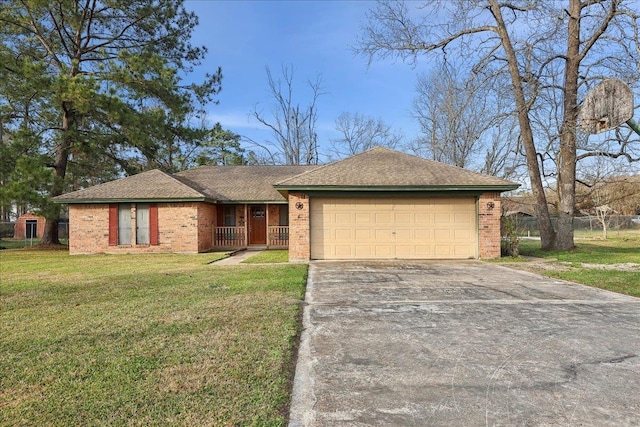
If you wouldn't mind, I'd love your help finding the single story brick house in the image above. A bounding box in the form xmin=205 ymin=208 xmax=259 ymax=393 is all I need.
xmin=54 ymin=147 xmax=519 ymax=261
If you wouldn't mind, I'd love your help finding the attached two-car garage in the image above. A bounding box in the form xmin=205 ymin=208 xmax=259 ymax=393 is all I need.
xmin=274 ymin=147 xmax=519 ymax=261
xmin=310 ymin=196 xmax=478 ymax=260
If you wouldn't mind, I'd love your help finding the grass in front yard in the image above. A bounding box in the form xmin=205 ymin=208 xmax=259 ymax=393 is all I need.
xmin=0 ymin=238 xmax=69 ymax=250
xmin=242 ymin=250 xmax=289 ymax=264
xmin=499 ymin=236 xmax=639 ymax=297
xmin=0 ymin=251 xmax=307 ymax=426
xmin=518 ymin=237 xmax=640 ymax=264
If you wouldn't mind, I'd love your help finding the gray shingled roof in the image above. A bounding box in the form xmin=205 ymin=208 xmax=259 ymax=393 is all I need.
xmin=175 ymin=165 xmax=317 ymax=202
xmin=55 ymin=148 xmax=518 ymax=204
xmin=275 ymin=147 xmax=519 ymax=190
xmin=53 ymin=169 xmax=209 ymax=203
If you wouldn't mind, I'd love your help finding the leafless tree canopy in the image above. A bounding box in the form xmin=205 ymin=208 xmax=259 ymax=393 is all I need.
xmin=330 ymin=112 xmax=403 ymax=159
xmin=250 ymin=66 xmax=323 ymax=165
xmin=410 ymin=63 xmax=519 ymax=177
xmin=357 ymin=0 xmax=640 ymax=251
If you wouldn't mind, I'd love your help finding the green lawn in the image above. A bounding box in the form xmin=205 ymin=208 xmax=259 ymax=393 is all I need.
xmin=502 ymin=236 xmax=640 ymax=297
xmin=242 ymin=250 xmax=289 ymax=264
xmin=0 ymin=250 xmax=308 ymax=426
xmin=0 ymin=238 xmax=69 ymax=250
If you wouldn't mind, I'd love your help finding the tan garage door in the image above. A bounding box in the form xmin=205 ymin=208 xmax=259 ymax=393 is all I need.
xmin=310 ymin=197 xmax=477 ymax=260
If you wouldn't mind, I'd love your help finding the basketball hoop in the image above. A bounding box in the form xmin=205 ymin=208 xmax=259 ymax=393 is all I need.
xmin=578 ymin=79 xmax=634 ymax=135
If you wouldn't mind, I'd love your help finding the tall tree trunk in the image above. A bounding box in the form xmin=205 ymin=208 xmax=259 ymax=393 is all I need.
xmin=556 ymin=0 xmax=581 ymax=251
xmin=40 ymin=104 xmax=73 ymax=245
xmin=489 ymin=0 xmax=556 ymax=250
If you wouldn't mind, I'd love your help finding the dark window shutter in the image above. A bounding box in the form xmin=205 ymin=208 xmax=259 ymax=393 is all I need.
xmin=108 ymin=204 xmax=118 ymax=246
xmin=149 ymin=203 xmax=159 ymax=245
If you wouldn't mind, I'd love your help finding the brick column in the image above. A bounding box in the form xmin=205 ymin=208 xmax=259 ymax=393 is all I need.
xmin=478 ymin=192 xmax=502 ymax=258
xmin=288 ymin=192 xmax=310 ymax=262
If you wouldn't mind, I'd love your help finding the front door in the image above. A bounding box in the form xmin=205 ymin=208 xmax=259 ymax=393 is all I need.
xmin=249 ymin=205 xmax=266 ymax=245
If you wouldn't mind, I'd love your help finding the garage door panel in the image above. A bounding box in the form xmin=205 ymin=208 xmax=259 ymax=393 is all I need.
xmin=395 ymin=229 xmax=411 ymax=240
xmin=374 ymin=245 xmax=393 ymax=257
xmin=375 ymin=212 xmax=392 ymax=224
xmin=335 ymin=213 xmax=351 ymax=223
xmin=454 ymin=245 xmax=473 ymax=257
xmin=335 ymin=229 xmax=352 ymax=240
xmin=414 ymin=213 xmax=431 ymax=224
xmin=454 ymin=229 xmax=471 ymax=240
xmin=395 ymin=213 xmax=411 ymax=223
xmin=434 ymin=213 xmax=452 ymax=224
xmin=355 ymin=213 xmax=372 ymax=223
xmin=434 ymin=245 xmax=452 ymax=257
xmin=434 ymin=228 xmax=451 ymax=239
xmin=355 ymin=246 xmax=372 ymax=257
xmin=414 ymin=229 xmax=430 ymax=240
xmin=355 ymin=229 xmax=372 ymax=240
xmin=310 ymin=197 xmax=477 ymax=260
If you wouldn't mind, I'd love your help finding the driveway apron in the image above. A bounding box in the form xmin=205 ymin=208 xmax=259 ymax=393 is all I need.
xmin=289 ymin=261 xmax=640 ymax=426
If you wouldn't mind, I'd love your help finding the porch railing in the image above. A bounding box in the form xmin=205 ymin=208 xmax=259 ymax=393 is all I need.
xmin=214 ymin=226 xmax=245 ymax=247
xmin=268 ymin=226 xmax=289 ymax=247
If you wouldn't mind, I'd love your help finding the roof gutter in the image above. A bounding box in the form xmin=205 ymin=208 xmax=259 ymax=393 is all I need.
xmin=52 ymin=197 xmax=215 ymax=204
xmin=275 ymin=184 xmax=520 ymax=195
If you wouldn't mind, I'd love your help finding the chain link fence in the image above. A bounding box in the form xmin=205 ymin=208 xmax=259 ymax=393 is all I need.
xmin=509 ymin=215 xmax=640 ymax=237
xmin=0 ymin=221 xmax=69 ymax=248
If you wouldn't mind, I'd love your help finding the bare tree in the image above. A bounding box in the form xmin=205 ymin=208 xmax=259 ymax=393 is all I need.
xmin=250 ymin=66 xmax=323 ymax=165
xmin=357 ymin=0 xmax=640 ymax=251
xmin=330 ymin=112 xmax=403 ymax=159
xmin=410 ymin=63 xmax=517 ymax=175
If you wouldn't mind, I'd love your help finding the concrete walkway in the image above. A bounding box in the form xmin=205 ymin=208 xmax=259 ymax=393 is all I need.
xmin=212 ymin=249 xmax=263 ymax=265
xmin=289 ymin=260 xmax=640 ymax=426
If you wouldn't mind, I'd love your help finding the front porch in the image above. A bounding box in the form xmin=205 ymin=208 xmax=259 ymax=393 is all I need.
xmin=212 ymin=203 xmax=289 ymax=250
xmin=214 ymin=225 xmax=289 ymax=249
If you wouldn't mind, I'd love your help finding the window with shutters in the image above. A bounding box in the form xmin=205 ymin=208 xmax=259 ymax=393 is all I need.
xmin=109 ymin=203 xmax=159 ymax=246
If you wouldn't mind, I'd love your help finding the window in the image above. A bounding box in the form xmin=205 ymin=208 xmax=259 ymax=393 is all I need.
xmin=136 ymin=204 xmax=149 ymax=244
xmin=279 ymin=205 xmax=289 ymax=226
xmin=224 ymin=206 xmax=236 ymax=226
xmin=118 ymin=204 xmax=132 ymax=245
xmin=109 ymin=203 xmax=158 ymax=246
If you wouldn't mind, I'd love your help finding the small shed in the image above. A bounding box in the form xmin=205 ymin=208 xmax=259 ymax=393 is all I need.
xmin=14 ymin=213 xmax=46 ymax=239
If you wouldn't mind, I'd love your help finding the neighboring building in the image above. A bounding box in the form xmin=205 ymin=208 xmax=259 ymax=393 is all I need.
xmin=54 ymin=147 xmax=519 ymax=260
xmin=13 ymin=213 xmax=46 ymax=239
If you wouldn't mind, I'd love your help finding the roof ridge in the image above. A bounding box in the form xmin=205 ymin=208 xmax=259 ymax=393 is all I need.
xmin=275 ymin=147 xmax=391 ymax=185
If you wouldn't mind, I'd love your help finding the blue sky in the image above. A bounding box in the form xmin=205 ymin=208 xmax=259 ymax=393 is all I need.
xmin=184 ymin=0 xmax=434 ymax=161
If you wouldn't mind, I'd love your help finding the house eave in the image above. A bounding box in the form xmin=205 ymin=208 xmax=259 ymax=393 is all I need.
xmin=274 ymin=184 xmax=520 ymax=193
xmin=215 ymin=199 xmax=289 ymax=204
xmin=53 ymin=197 xmax=213 ymax=204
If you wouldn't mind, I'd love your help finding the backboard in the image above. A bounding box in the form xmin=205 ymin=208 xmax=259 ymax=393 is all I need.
xmin=578 ymin=78 xmax=634 ymax=134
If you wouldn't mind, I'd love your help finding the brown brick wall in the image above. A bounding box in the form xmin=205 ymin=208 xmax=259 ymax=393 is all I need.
xmin=288 ymin=192 xmax=310 ymax=262
xmin=267 ymin=204 xmax=279 ymax=227
xmin=68 ymin=202 xmax=215 ymax=255
xmin=478 ymin=192 xmax=502 ymax=258
xmin=197 ymin=203 xmax=217 ymax=252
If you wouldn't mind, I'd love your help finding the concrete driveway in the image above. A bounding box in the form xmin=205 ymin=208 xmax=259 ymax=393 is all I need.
xmin=289 ymin=261 xmax=640 ymax=426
